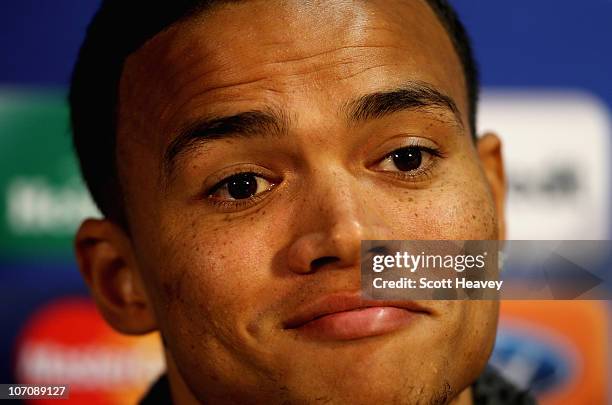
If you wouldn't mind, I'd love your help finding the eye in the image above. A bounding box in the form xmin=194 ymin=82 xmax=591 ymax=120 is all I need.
xmin=208 ymin=172 xmax=274 ymax=201
xmin=384 ymin=146 xmax=423 ymax=171
xmin=375 ymin=145 xmax=442 ymax=176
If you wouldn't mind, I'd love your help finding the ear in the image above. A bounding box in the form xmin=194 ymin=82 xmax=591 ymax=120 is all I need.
xmin=477 ymin=132 xmax=506 ymax=240
xmin=75 ymin=218 xmax=157 ymax=334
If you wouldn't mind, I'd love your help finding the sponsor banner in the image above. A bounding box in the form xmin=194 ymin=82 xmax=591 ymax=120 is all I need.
xmin=361 ymin=240 xmax=612 ymax=300
xmin=12 ymin=297 xmax=164 ymax=404
xmin=478 ymin=90 xmax=611 ymax=240
xmin=494 ymin=301 xmax=609 ymax=404
xmin=0 ymin=89 xmax=98 ymax=258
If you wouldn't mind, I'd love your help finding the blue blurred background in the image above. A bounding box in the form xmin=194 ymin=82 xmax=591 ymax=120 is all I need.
xmin=1 ymin=1 xmax=611 ymax=404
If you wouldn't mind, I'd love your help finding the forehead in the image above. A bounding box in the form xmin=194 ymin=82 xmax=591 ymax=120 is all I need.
xmin=117 ymin=0 xmax=466 ymax=157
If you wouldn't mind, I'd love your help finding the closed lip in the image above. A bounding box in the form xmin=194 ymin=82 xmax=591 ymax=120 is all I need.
xmin=283 ymin=291 xmax=431 ymax=329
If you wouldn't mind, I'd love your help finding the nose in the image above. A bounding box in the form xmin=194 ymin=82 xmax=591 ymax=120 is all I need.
xmin=287 ymin=218 xmax=365 ymax=274
xmin=286 ymin=170 xmax=388 ymax=274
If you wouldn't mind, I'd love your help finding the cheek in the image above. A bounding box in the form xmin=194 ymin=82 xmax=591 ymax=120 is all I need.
xmin=440 ymin=301 xmax=499 ymax=389
xmin=384 ymin=171 xmax=498 ymax=240
xmin=429 ymin=184 xmax=497 ymax=239
xmin=150 ymin=210 xmax=282 ymax=335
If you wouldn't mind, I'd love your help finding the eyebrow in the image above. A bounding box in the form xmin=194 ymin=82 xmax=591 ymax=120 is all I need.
xmin=346 ymin=82 xmax=463 ymax=125
xmin=163 ymin=108 xmax=289 ymax=177
xmin=162 ymin=82 xmax=462 ymax=178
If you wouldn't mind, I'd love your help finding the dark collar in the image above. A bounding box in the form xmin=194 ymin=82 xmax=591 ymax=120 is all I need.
xmin=472 ymin=366 xmax=537 ymax=405
xmin=140 ymin=373 xmax=172 ymax=405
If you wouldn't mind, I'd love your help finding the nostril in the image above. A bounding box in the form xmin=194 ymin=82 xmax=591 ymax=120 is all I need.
xmin=310 ymin=256 xmax=339 ymax=271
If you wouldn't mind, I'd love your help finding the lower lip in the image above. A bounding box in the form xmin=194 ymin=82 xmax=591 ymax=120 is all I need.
xmin=294 ymin=307 xmax=420 ymax=340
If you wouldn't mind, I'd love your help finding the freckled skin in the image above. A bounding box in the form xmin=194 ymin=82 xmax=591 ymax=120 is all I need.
xmin=93 ymin=0 xmax=505 ymax=404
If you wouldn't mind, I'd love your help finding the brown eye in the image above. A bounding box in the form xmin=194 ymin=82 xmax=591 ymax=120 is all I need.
xmin=374 ymin=144 xmax=442 ymax=180
xmin=209 ymin=172 xmax=274 ymax=201
xmin=379 ymin=146 xmax=428 ymax=173
xmin=390 ymin=147 xmax=422 ymax=171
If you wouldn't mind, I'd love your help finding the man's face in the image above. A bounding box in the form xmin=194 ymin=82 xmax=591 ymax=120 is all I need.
xmin=111 ymin=0 xmax=503 ymax=403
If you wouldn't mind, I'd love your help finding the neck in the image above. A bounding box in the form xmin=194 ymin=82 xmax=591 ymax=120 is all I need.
xmin=452 ymin=387 xmax=474 ymax=405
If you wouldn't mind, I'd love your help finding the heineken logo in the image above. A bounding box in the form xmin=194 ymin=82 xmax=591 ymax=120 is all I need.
xmin=6 ymin=176 xmax=97 ymax=236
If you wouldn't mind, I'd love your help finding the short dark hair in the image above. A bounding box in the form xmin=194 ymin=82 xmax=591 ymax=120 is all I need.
xmin=69 ymin=0 xmax=479 ymax=223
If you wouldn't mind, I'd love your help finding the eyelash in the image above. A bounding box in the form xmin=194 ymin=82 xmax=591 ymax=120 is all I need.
xmin=205 ymin=169 xmax=275 ymax=210
xmin=375 ymin=143 xmax=445 ymax=182
xmin=208 ymin=194 xmax=267 ymax=210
